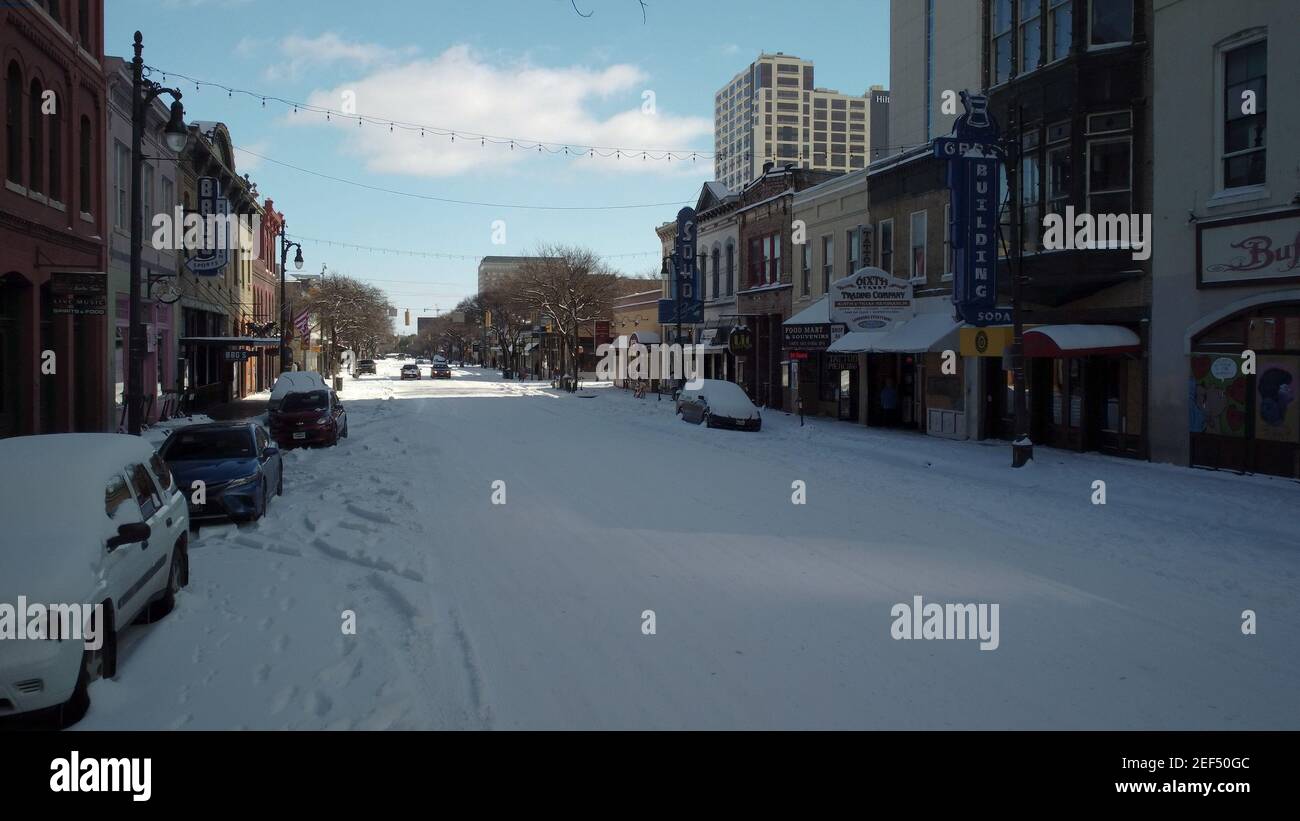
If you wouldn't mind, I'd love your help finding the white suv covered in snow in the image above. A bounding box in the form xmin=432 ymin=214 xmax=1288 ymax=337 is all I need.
xmin=0 ymin=434 xmax=190 ymax=727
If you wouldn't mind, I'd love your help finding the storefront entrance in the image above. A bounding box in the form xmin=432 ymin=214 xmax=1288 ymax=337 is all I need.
xmin=1189 ymin=303 xmax=1300 ymax=479
xmin=0 ymin=276 xmax=23 ymax=438
xmin=866 ymin=353 xmax=917 ymax=429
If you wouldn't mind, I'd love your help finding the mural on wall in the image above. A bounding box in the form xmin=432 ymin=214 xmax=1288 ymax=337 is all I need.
xmin=1255 ymin=356 xmax=1299 ymax=443
xmin=1189 ymin=355 xmax=1247 ymax=437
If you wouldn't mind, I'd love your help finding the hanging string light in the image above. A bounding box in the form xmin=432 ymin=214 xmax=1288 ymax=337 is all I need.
xmin=144 ymin=64 xmax=717 ymax=163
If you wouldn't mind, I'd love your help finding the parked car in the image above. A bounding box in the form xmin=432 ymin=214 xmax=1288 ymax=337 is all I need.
xmin=415 ymin=358 xmax=430 ymax=365
xmin=269 ymin=371 xmax=328 ymax=413
xmin=269 ymin=388 xmax=349 ymax=447
xmin=432 ymin=362 xmax=452 ymax=379
xmin=354 ymin=359 xmax=377 ymax=376
xmin=0 ymin=434 xmax=190 ymax=728
xmin=160 ymin=422 xmax=283 ymax=525
xmin=675 ymin=379 xmax=762 ymax=431
xmin=400 ymin=363 xmax=421 ymax=380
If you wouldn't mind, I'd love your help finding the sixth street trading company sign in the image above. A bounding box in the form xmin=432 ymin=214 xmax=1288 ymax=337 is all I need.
xmin=934 ymin=91 xmax=1009 ymax=327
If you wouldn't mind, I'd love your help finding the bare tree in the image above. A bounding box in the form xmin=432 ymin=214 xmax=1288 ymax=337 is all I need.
xmin=305 ymin=273 xmax=394 ymax=374
xmin=516 ymin=245 xmax=619 ymax=386
xmin=479 ymin=276 xmax=533 ymax=374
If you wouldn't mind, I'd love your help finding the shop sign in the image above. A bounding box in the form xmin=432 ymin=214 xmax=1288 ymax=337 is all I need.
xmin=224 ymin=350 xmax=250 ymax=363
xmin=783 ymin=323 xmax=836 ymax=351
xmin=184 ymin=177 xmax=231 ymax=277
xmin=1198 ymin=209 xmax=1300 ymax=288
xmin=827 ymin=353 xmax=859 ymax=370
xmin=830 ymin=268 xmax=914 ymax=331
xmin=728 ymin=326 xmax=752 ymax=355
xmin=959 ymin=325 xmax=1015 ymax=358
xmin=934 ymin=91 xmax=1002 ymax=325
xmin=50 ymin=271 xmax=107 ymax=316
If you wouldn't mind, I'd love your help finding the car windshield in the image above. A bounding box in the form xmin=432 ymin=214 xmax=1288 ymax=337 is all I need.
xmin=281 ymin=391 xmax=329 ymax=412
xmin=164 ymin=429 xmax=254 ymax=460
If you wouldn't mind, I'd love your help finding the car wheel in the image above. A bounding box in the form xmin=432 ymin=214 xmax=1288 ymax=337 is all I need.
xmin=141 ymin=540 xmax=186 ymax=623
xmin=57 ymin=649 xmax=94 ymax=729
xmin=342 ymin=420 xmax=349 ymax=439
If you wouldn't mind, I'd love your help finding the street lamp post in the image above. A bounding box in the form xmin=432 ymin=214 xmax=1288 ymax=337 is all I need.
xmin=278 ymin=222 xmax=304 ymax=372
xmin=127 ymin=31 xmax=189 ymax=436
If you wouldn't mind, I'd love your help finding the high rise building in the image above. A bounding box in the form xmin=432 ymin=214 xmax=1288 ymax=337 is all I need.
xmin=888 ymin=0 xmax=981 ymax=150
xmin=713 ymin=53 xmax=887 ymax=191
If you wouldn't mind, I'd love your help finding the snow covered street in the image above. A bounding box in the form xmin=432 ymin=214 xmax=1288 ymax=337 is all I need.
xmin=77 ymin=360 xmax=1300 ymax=730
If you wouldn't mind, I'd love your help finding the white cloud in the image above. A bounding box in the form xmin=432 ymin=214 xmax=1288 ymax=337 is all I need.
xmin=259 ymin=32 xmax=419 ymax=81
xmin=233 ymin=140 xmax=270 ymax=174
xmin=290 ymin=45 xmax=711 ymax=179
xmin=160 ymin=0 xmax=253 ymax=7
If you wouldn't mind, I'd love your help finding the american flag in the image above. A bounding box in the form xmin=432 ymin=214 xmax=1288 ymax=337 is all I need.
xmin=293 ymin=309 xmax=310 ymax=339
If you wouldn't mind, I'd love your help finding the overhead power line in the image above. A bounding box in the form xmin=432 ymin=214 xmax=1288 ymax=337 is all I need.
xmin=234 ymin=145 xmax=694 ymax=211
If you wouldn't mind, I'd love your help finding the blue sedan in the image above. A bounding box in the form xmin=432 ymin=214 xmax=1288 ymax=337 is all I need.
xmin=160 ymin=421 xmax=284 ymax=525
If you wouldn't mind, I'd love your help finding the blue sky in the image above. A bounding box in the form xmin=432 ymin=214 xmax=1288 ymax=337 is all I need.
xmin=109 ymin=0 xmax=891 ymax=331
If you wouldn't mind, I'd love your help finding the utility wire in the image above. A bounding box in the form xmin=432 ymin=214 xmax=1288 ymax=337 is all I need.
xmin=234 ymin=145 xmax=694 ymax=211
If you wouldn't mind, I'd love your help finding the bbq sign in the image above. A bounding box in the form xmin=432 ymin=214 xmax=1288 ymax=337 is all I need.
xmin=934 ymin=91 xmax=1002 ymax=326
xmin=183 ymin=176 xmax=232 ymax=276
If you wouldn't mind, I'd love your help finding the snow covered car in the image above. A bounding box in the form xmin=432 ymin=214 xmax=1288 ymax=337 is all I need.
xmin=675 ymin=379 xmax=762 ymax=431
xmin=269 ymin=371 xmax=328 ymax=413
xmin=160 ymin=422 xmax=283 ymax=524
xmin=269 ymin=388 xmax=349 ymax=448
xmin=0 ymin=434 xmax=190 ymax=727
xmin=400 ymin=364 xmax=421 ymax=380
xmin=354 ymin=359 xmax=377 ymax=376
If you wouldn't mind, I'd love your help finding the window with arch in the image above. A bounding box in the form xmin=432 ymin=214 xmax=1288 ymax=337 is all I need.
xmin=711 ymin=248 xmax=720 ymax=299
xmin=78 ymin=1 xmax=90 ymax=50
xmin=725 ymin=242 xmax=735 ymax=295
xmin=79 ymin=115 xmax=92 ymax=213
xmin=28 ymin=79 xmax=44 ymax=194
xmin=5 ymin=62 xmax=21 ymax=183
xmin=47 ymin=88 xmax=61 ymax=202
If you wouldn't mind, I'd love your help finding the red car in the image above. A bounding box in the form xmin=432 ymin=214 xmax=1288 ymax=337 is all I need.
xmin=269 ymin=389 xmax=349 ymax=447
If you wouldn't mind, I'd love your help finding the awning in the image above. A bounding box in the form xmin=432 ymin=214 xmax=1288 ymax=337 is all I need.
xmin=872 ymin=313 xmax=960 ymax=353
xmin=827 ymin=331 xmax=889 ymax=353
xmin=697 ymin=325 xmax=734 ymax=353
xmin=783 ymin=296 xmax=829 ymax=326
xmin=1022 ymin=324 xmax=1141 ymax=357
